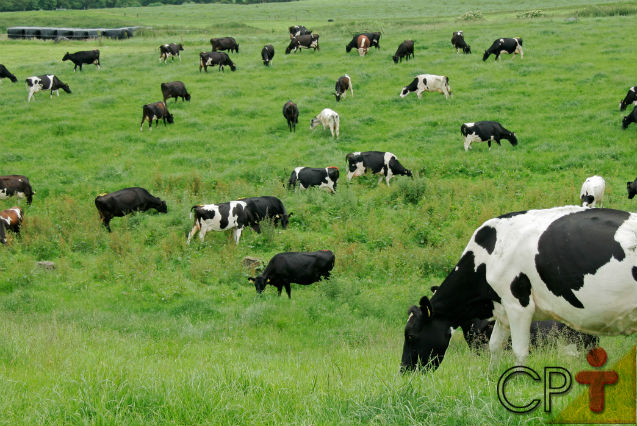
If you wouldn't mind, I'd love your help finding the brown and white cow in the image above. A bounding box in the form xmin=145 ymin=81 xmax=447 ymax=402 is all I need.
xmin=357 ymin=35 xmax=370 ymax=56
xmin=0 ymin=207 xmax=24 ymax=244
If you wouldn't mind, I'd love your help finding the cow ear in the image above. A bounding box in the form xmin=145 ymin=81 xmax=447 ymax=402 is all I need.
xmin=419 ymin=296 xmax=433 ymax=319
xmin=288 ymin=212 xmax=293 ymax=218
xmin=248 ymin=277 xmax=255 ymax=283
xmin=430 ymin=286 xmax=439 ymax=294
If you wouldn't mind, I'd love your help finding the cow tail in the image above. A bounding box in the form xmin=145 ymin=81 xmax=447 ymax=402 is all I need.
xmin=190 ymin=205 xmax=198 ymax=220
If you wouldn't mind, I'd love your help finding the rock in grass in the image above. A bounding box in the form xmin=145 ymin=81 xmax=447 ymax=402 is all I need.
xmin=242 ymin=256 xmax=262 ymax=269
xmin=37 ymin=261 xmax=56 ymax=270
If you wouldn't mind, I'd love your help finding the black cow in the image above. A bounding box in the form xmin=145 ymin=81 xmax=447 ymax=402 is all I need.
xmin=620 ymin=86 xmax=637 ymax=111
xmin=0 ymin=64 xmax=17 ymax=83
xmin=161 ymin=81 xmax=191 ymax=103
xmin=461 ymin=121 xmax=518 ymax=151
xmin=483 ymin=37 xmax=523 ymax=61
xmin=451 ymin=31 xmax=471 ymax=54
xmin=210 ymin=37 xmax=239 ymax=53
xmin=25 ymin=75 xmax=71 ymax=102
xmin=288 ymin=167 xmax=339 ymax=193
xmin=199 ymin=51 xmax=236 ymax=72
xmin=346 ymin=151 xmax=412 ymax=186
xmin=289 ymin=25 xmax=311 ymax=39
xmin=346 ymin=32 xmax=381 ymax=52
xmin=334 ymin=74 xmax=353 ymax=102
xmin=283 ymin=100 xmax=299 ymax=132
xmin=627 ymin=178 xmax=637 ymax=199
xmin=95 ymin=187 xmax=167 ymax=232
xmin=239 ymin=196 xmax=292 ymax=229
xmin=159 ymin=43 xmax=183 ymax=63
xmin=261 ymin=44 xmax=275 ymax=66
xmin=140 ymin=101 xmax=174 ymax=131
xmin=622 ymin=105 xmax=637 ymax=129
xmin=62 ymin=50 xmax=100 ymax=71
xmin=392 ymin=40 xmax=414 ymax=63
xmin=285 ymin=34 xmax=319 ymax=54
xmin=249 ymin=250 xmax=335 ymax=298
xmin=0 ymin=175 xmax=34 ymax=205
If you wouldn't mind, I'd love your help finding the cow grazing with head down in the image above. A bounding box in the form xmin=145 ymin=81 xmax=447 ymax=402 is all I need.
xmin=239 ymin=196 xmax=292 ymax=229
xmin=580 ymin=175 xmax=605 ymax=208
xmin=393 ymin=40 xmax=414 ymax=63
xmin=210 ymin=37 xmax=239 ymax=53
xmin=289 ymin=25 xmax=312 ymax=39
xmin=0 ymin=64 xmax=18 ymax=83
xmin=187 ymin=200 xmax=259 ymax=245
xmin=0 ymin=175 xmax=33 ymax=205
xmin=249 ymin=250 xmax=335 ymax=298
xmin=0 ymin=207 xmax=24 ymax=244
xmin=95 ymin=187 xmax=167 ymax=232
xmin=357 ymin=35 xmax=370 ymax=56
xmin=620 ymin=86 xmax=637 ymax=111
xmin=285 ymin=34 xmax=320 ymax=54
xmin=622 ymin=105 xmax=637 ymax=129
xmin=283 ymin=101 xmax=299 ymax=132
xmin=461 ymin=121 xmax=517 ymax=151
xmin=159 ymin=43 xmax=183 ymax=63
xmin=346 ymin=151 xmax=412 ymax=186
xmin=62 ymin=50 xmax=100 ymax=71
xmin=140 ymin=101 xmax=174 ymax=131
xmin=334 ymin=75 xmax=353 ymax=102
xmin=288 ymin=167 xmax=339 ymax=193
xmin=627 ymin=178 xmax=637 ymax=199
xmin=161 ymin=81 xmax=190 ymax=103
xmin=401 ymin=206 xmax=637 ymax=372
xmin=310 ymin=108 xmax=339 ymax=138
xmin=261 ymin=44 xmax=275 ymax=66
xmin=199 ymin=51 xmax=236 ymax=72
xmin=25 ymin=75 xmax=71 ymax=102
xmin=346 ymin=32 xmax=381 ymax=52
xmin=400 ymin=74 xmax=451 ymax=99
xmin=483 ymin=37 xmax=523 ymax=61
xmin=451 ymin=31 xmax=471 ymax=54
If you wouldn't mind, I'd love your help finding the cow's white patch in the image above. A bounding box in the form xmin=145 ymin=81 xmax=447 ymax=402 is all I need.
xmin=464 ymin=132 xmax=482 ymax=151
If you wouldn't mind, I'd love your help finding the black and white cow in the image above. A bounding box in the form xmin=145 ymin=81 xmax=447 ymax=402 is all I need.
xmin=451 ymin=31 xmax=471 ymax=54
xmin=461 ymin=121 xmax=518 ymax=151
xmin=95 ymin=187 xmax=167 ymax=232
xmin=620 ymin=86 xmax=637 ymax=111
xmin=25 ymin=75 xmax=71 ymax=102
xmin=249 ymin=250 xmax=335 ymax=298
xmin=483 ymin=37 xmax=523 ymax=61
xmin=285 ymin=34 xmax=320 ymax=54
xmin=622 ymin=105 xmax=637 ymax=129
xmin=346 ymin=151 xmax=412 ymax=186
xmin=140 ymin=101 xmax=174 ymax=131
xmin=400 ymin=74 xmax=451 ymax=99
xmin=334 ymin=74 xmax=353 ymax=102
xmin=627 ymin=177 xmax=637 ymax=199
xmin=239 ymin=196 xmax=292 ymax=229
xmin=62 ymin=50 xmax=100 ymax=71
xmin=392 ymin=40 xmax=414 ymax=63
xmin=210 ymin=37 xmax=239 ymax=53
xmin=159 ymin=43 xmax=183 ymax=63
xmin=261 ymin=44 xmax=275 ymax=66
xmin=401 ymin=206 xmax=637 ymax=371
xmin=0 ymin=175 xmax=34 ymax=205
xmin=187 ymin=201 xmax=259 ymax=245
xmin=283 ymin=100 xmax=299 ymax=132
xmin=345 ymin=32 xmax=381 ymax=52
xmin=0 ymin=64 xmax=18 ymax=83
xmin=161 ymin=81 xmax=191 ymax=103
xmin=199 ymin=51 xmax=236 ymax=72
xmin=289 ymin=25 xmax=312 ymax=39
xmin=288 ymin=167 xmax=339 ymax=193
xmin=0 ymin=207 xmax=23 ymax=245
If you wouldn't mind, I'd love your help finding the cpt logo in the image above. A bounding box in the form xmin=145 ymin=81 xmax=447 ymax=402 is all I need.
xmin=497 ymin=348 xmax=618 ymax=414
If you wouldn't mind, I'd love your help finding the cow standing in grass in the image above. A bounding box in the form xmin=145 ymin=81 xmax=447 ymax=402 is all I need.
xmin=140 ymin=102 xmax=174 ymax=131
xmin=261 ymin=44 xmax=275 ymax=66
xmin=283 ymin=101 xmax=299 ymax=132
xmin=25 ymin=75 xmax=71 ymax=102
xmin=95 ymin=187 xmax=167 ymax=232
xmin=161 ymin=81 xmax=190 ymax=103
xmin=288 ymin=167 xmax=339 ymax=193
xmin=210 ymin=37 xmax=239 ymax=53
xmin=0 ymin=175 xmax=33 ymax=205
xmin=187 ymin=201 xmax=259 ymax=245
xmin=393 ymin=40 xmax=414 ymax=63
xmin=310 ymin=108 xmax=339 ymax=138
xmin=483 ymin=37 xmax=523 ymax=61
xmin=199 ymin=51 xmax=236 ymax=72
xmin=334 ymin=75 xmax=353 ymax=102
xmin=62 ymin=50 xmax=100 ymax=71
xmin=580 ymin=175 xmax=606 ymax=208
xmin=159 ymin=43 xmax=183 ymax=63
xmin=0 ymin=207 xmax=23 ymax=244
xmin=346 ymin=151 xmax=412 ymax=186
xmin=357 ymin=35 xmax=370 ymax=56
xmin=461 ymin=121 xmax=517 ymax=151
xmin=451 ymin=31 xmax=471 ymax=54
xmin=400 ymin=74 xmax=451 ymax=99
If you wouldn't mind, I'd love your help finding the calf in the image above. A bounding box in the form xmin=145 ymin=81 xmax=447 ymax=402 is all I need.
xmin=210 ymin=37 xmax=239 ymax=53
xmin=261 ymin=44 xmax=275 ymax=66
xmin=0 ymin=64 xmax=17 ymax=83
xmin=357 ymin=35 xmax=370 ymax=56
xmin=334 ymin=74 xmax=353 ymax=102
xmin=249 ymin=250 xmax=335 ymax=298
xmin=620 ymin=86 xmax=637 ymax=111
xmin=159 ymin=43 xmax=183 ymax=63
xmin=283 ymin=100 xmax=299 ymax=132
xmin=346 ymin=151 xmax=412 ymax=186
xmin=622 ymin=105 xmax=637 ymax=129
xmin=289 ymin=25 xmax=311 ymax=39
xmin=483 ymin=37 xmax=523 ymax=61
xmin=346 ymin=32 xmax=381 ymax=52
xmin=25 ymin=75 xmax=71 ymax=102
xmin=627 ymin=177 xmax=637 ymax=199
xmin=0 ymin=207 xmax=23 ymax=244
xmin=239 ymin=196 xmax=291 ymax=229
xmin=187 ymin=201 xmax=258 ymax=245
xmin=580 ymin=175 xmax=606 ymax=208
xmin=461 ymin=121 xmax=517 ymax=151
xmin=95 ymin=187 xmax=167 ymax=232
xmin=0 ymin=175 xmax=33 ymax=204
xmin=310 ymin=108 xmax=339 ymax=138
xmin=400 ymin=74 xmax=451 ymax=99
xmin=451 ymin=31 xmax=471 ymax=54
xmin=393 ymin=40 xmax=414 ymax=63
xmin=140 ymin=101 xmax=174 ymax=131
xmin=285 ymin=34 xmax=320 ymax=54
xmin=161 ymin=81 xmax=191 ymax=103
xmin=288 ymin=167 xmax=339 ymax=193
xmin=62 ymin=50 xmax=100 ymax=71
xmin=199 ymin=51 xmax=236 ymax=72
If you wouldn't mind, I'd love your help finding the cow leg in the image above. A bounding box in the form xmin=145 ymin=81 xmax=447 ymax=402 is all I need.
xmin=103 ymin=217 xmax=112 ymax=233
xmin=233 ymin=227 xmax=243 ymax=244
xmin=284 ymin=283 xmax=292 ymax=298
xmin=464 ymin=136 xmax=472 ymax=151
xmin=74 ymin=64 xmax=77 ymax=72
xmin=488 ymin=319 xmax=510 ymax=369
xmin=506 ymin=300 xmax=535 ymax=365
xmin=79 ymin=63 xmax=82 ymax=71
xmin=385 ymin=170 xmax=394 ymax=186
xmin=377 ymin=175 xmax=384 ymax=185
xmin=417 ymin=91 xmax=423 ymax=99
xmin=488 ymin=141 xmax=492 ymax=151
xmin=198 ymin=223 xmax=208 ymax=242
xmin=276 ymin=284 xmax=283 ymax=296
xmin=186 ymin=221 xmax=200 ymax=244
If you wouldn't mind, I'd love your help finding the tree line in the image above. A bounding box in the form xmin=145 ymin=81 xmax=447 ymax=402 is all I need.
xmin=0 ymin=1 xmax=294 ymax=12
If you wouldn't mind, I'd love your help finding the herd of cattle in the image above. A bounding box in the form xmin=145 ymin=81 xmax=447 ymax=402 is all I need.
xmin=1 ymin=22 xmax=636 ymax=372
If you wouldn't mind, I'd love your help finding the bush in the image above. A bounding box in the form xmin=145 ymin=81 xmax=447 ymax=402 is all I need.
xmin=517 ymin=10 xmax=544 ymax=18
xmin=460 ymin=10 xmax=483 ymax=21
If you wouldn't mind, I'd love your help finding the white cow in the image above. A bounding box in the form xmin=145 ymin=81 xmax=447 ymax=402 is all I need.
xmin=580 ymin=175 xmax=606 ymax=208
xmin=310 ymin=108 xmax=340 ymax=138
xmin=187 ymin=201 xmax=258 ymax=245
xmin=400 ymin=74 xmax=452 ymax=99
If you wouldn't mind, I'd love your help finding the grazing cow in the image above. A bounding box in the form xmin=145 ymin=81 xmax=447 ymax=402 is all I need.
xmin=140 ymin=101 xmax=174 ymax=131
xmin=25 ymin=75 xmax=71 ymax=102
xmin=346 ymin=151 xmax=412 ymax=186
xmin=161 ymin=81 xmax=191 ymax=103
xmin=289 ymin=25 xmax=312 ymax=39
xmin=159 ymin=43 xmax=183 ymax=63
xmin=187 ymin=201 xmax=259 ymax=245
xmin=0 ymin=175 xmax=33 ymax=205
xmin=461 ymin=121 xmax=518 ymax=151
xmin=400 ymin=74 xmax=451 ymax=100
xmin=310 ymin=108 xmax=339 ymax=138
xmin=402 ymin=206 xmax=637 ymax=371
xmin=261 ymin=44 xmax=275 ymax=66
xmin=622 ymin=105 xmax=637 ymax=129
xmin=62 ymin=50 xmax=100 ymax=71
xmin=239 ymin=196 xmax=292 ymax=229
xmin=451 ymin=31 xmax=471 ymax=54
xmin=0 ymin=207 xmax=23 ymax=244
xmin=483 ymin=37 xmax=523 ymax=61
xmin=210 ymin=37 xmax=239 ymax=53
xmin=288 ymin=167 xmax=339 ymax=193
xmin=346 ymin=32 xmax=381 ymax=52
xmin=285 ymin=34 xmax=320 ymax=54
xmin=334 ymin=74 xmax=353 ymax=102
xmin=283 ymin=100 xmax=299 ymax=132
xmin=357 ymin=35 xmax=370 ymax=56
xmin=199 ymin=51 xmax=236 ymax=72
xmin=249 ymin=250 xmax=335 ymax=298
xmin=620 ymin=86 xmax=637 ymax=111
xmin=393 ymin=40 xmax=415 ymax=63
xmin=580 ymin=175 xmax=606 ymax=208
xmin=627 ymin=177 xmax=637 ymax=199
xmin=95 ymin=187 xmax=167 ymax=232
xmin=0 ymin=64 xmax=17 ymax=83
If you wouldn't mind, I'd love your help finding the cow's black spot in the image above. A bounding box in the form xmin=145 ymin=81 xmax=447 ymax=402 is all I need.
xmin=498 ymin=210 xmax=528 ymax=219
xmin=218 ymin=203 xmax=231 ymax=230
xmin=535 ymin=209 xmax=630 ymax=309
xmin=510 ymin=273 xmax=532 ymax=307
xmin=632 ymin=266 xmax=637 ymax=282
xmin=475 ymin=225 xmax=497 ymax=254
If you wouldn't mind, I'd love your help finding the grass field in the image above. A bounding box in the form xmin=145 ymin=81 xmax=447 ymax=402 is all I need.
xmin=0 ymin=0 xmax=636 ymax=424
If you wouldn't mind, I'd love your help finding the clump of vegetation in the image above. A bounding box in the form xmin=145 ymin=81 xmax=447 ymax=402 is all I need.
xmin=577 ymin=4 xmax=637 ymax=17
xmin=517 ymin=9 xmax=544 ymax=18
xmin=460 ymin=10 xmax=483 ymax=21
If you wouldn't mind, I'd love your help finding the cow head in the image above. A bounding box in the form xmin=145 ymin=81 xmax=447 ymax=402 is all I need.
xmin=310 ymin=117 xmax=321 ymax=129
xmin=248 ymin=276 xmax=267 ymax=294
xmin=166 ymin=112 xmax=174 ymax=124
xmin=278 ymin=212 xmax=292 ymax=229
xmin=508 ymin=132 xmax=518 ymax=146
xmin=62 ymin=52 xmax=71 ymax=61
xmin=401 ymin=296 xmax=452 ymax=372
xmin=399 ymin=87 xmax=410 ymax=98
xmin=158 ymin=200 xmax=168 ymax=213
xmin=627 ymin=180 xmax=637 ymax=199
xmin=285 ymin=41 xmax=295 ymax=54
xmin=463 ymin=45 xmax=472 ymax=54
xmin=60 ymin=81 xmax=72 ymax=94
xmin=177 ymin=44 xmax=184 ymax=51
xmin=482 ymin=50 xmax=490 ymax=61
xmin=185 ymin=93 xmax=191 ymax=101
xmin=392 ymin=55 xmax=399 ymax=64
xmin=581 ymin=194 xmax=595 ymax=207
xmin=346 ymin=44 xmax=353 ymax=53
xmin=622 ymin=113 xmax=635 ymax=129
